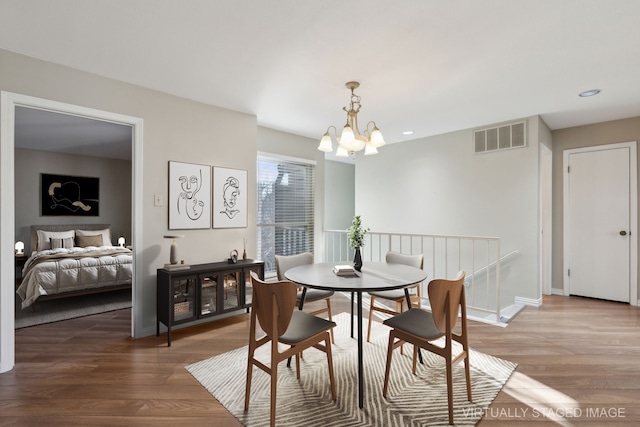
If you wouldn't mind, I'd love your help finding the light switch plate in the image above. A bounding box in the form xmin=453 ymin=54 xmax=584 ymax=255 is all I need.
xmin=154 ymin=194 xmax=163 ymax=207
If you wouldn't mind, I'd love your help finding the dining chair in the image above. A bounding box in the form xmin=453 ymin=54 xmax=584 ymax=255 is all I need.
xmin=276 ymin=252 xmax=335 ymax=343
xmin=382 ymin=271 xmax=471 ymax=425
xmin=245 ymin=271 xmax=337 ymax=427
xmin=366 ymin=251 xmax=424 ymax=342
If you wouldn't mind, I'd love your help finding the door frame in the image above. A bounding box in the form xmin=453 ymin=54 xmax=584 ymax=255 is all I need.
xmin=0 ymin=91 xmax=144 ymax=373
xmin=540 ymin=144 xmax=552 ymax=296
xmin=562 ymin=141 xmax=637 ymax=305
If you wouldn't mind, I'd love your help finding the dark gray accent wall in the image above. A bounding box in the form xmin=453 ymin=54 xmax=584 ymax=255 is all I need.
xmin=15 ymin=148 xmax=132 ymax=253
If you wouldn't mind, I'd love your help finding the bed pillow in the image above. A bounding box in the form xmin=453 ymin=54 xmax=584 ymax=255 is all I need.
xmin=76 ymin=234 xmax=103 ymax=247
xmin=37 ymin=230 xmax=75 ymax=251
xmin=50 ymin=236 xmax=75 ymax=249
xmin=76 ymin=228 xmax=112 ymax=246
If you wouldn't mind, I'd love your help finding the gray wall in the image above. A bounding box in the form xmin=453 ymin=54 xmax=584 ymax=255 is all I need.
xmin=0 ymin=48 xmax=258 ymax=340
xmin=354 ymin=117 xmax=543 ymax=306
xmin=324 ymin=160 xmax=355 ymax=231
xmin=14 ymin=149 xmax=132 ymax=253
xmin=551 ymin=116 xmax=640 ymax=298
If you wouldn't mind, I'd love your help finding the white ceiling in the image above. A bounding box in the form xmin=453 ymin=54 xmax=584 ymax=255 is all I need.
xmin=3 ymin=0 xmax=640 ymax=158
xmin=15 ymin=107 xmax=133 ymax=160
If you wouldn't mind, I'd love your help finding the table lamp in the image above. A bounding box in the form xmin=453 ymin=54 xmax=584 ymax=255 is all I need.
xmin=15 ymin=241 xmax=24 ymax=255
xmin=163 ymin=234 xmax=184 ymax=265
xmin=118 ymin=236 xmax=126 ymax=248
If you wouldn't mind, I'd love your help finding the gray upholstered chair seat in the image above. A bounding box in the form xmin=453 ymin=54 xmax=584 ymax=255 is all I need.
xmin=280 ymin=310 xmax=337 ymax=344
xmin=297 ymin=288 xmax=334 ymax=302
xmin=383 ymin=307 xmax=443 ymax=340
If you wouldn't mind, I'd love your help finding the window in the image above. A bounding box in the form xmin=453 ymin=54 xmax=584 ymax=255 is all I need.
xmin=257 ymin=154 xmax=315 ymax=276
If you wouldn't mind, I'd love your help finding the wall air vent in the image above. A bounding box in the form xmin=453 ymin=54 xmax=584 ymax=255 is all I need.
xmin=474 ymin=120 xmax=526 ymax=154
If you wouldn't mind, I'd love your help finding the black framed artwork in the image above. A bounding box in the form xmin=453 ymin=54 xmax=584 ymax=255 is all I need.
xmin=41 ymin=173 xmax=100 ymax=216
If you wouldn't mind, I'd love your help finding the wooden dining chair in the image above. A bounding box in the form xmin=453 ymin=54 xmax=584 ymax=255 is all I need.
xmin=382 ymin=271 xmax=471 ymax=425
xmin=367 ymin=251 xmax=424 ymax=342
xmin=276 ymin=252 xmax=335 ymax=343
xmin=245 ymin=271 xmax=337 ymax=427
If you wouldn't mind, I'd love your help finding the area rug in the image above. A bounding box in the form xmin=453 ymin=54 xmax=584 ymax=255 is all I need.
xmin=186 ymin=313 xmax=516 ymax=426
xmin=14 ymin=289 xmax=132 ymax=329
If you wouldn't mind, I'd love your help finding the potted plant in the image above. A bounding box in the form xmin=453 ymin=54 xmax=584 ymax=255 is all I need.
xmin=347 ymin=215 xmax=369 ymax=271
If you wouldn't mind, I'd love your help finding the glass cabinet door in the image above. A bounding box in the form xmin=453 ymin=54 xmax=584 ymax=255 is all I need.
xmin=222 ymin=271 xmax=241 ymax=311
xmin=172 ymin=277 xmax=196 ymax=322
xmin=199 ymin=274 xmax=218 ymax=316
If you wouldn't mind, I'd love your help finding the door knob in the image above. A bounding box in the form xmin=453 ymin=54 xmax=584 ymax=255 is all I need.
xmin=620 ymin=230 xmax=627 ymax=236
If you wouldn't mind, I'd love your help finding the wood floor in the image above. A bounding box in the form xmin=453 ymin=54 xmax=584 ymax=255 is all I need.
xmin=1 ymin=294 xmax=639 ymax=426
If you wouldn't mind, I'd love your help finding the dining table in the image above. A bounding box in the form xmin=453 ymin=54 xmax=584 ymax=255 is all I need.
xmin=285 ymin=261 xmax=427 ymax=408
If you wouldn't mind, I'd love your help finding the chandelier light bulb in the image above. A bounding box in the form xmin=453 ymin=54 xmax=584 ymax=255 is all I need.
xmin=370 ymin=127 xmax=385 ymax=148
xmin=318 ymin=132 xmax=333 ymax=152
xmin=364 ymin=142 xmax=378 ymax=155
xmin=335 ymin=144 xmax=349 ymax=157
xmin=340 ymin=124 xmax=356 ymax=148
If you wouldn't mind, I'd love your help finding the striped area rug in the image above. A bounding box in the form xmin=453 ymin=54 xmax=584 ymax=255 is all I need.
xmin=186 ymin=313 xmax=516 ymax=426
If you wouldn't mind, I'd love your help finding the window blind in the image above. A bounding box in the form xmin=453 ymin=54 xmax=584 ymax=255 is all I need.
xmin=256 ymin=155 xmax=315 ymax=276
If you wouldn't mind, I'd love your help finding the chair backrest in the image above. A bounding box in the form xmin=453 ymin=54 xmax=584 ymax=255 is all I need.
xmin=250 ymin=271 xmax=297 ymax=339
xmin=385 ymin=251 xmax=424 ymax=269
xmin=275 ymin=252 xmax=314 ymax=281
xmin=427 ymin=271 xmax=466 ymax=333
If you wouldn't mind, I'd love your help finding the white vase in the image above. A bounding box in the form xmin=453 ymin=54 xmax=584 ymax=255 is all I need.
xmin=170 ymin=240 xmax=178 ymax=264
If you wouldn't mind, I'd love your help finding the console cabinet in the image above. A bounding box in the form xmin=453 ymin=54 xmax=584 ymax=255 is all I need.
xmin=157 ymin=259 xmax=264 ymax=346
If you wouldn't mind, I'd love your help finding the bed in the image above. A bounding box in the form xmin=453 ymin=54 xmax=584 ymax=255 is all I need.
xmin=16 ymin=224 xmax=133 ymax=309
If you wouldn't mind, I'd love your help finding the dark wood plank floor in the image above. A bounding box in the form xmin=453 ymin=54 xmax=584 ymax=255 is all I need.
xmin=1 ymin=294 xmax=639 ymax=426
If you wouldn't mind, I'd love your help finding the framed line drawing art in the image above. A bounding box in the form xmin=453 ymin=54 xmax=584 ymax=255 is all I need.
xmin=213 ymin=166 xmax=247 ymax=228
xmin=168 ymin=161 xmax=211 ymax=229
xmin=41 ymin=173 xmax=100 ymax=216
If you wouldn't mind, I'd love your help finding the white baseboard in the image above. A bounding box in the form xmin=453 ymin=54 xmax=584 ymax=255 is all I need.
xmin=515 ymin=296 xmax=542 ymax=307
xmin=550 ymin=287 xmax=564 ymax=296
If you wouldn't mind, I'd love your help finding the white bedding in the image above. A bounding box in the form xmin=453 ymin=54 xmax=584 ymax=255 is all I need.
xmin=16 ymin=246 xmax=133 ymax=309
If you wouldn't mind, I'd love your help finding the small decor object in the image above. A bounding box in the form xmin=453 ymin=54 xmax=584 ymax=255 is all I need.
xmin=347 ymin=215 xmax=369 ymax=272
xmin=242 ymin=238 xmax=247 ymax=260
xmin=168 ymin=161 xmax=211 ymax=230
xmin=213 ymin=167 xmax=247 ymax=228
xmin=333 ymin=264 xmax=357 ymax=276
xmin=164 ymin=234 xmax=189 ymax=270
xmin=228 ymin=249 xmax=238 ymax=264
xmin=41 ymin=173 xmax=99 ymax=216
xmin=353 ymin=248 xmax=363 ymax=272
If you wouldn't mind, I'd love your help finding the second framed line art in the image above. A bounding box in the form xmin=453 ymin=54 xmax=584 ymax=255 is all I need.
xmin=213 ymin=166 xmax=247 ymax=228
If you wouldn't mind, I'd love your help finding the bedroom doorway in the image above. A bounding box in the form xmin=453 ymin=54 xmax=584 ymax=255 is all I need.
xmin=0 ymin=91 xmax=144 ymax=373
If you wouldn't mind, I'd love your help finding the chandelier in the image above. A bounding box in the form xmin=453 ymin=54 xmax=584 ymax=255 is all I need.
xmin=318 ymin=81 xmax=385 ymax=156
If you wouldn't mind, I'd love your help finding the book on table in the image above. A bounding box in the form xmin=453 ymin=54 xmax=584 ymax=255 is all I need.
xmin=333 ymin=264 xmax=357 ymax=276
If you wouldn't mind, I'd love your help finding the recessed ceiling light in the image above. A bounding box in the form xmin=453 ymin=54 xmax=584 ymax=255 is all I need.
xmin=579 ymin=89 xmax=600 ymax=97
xmin=402 ymin=131 xmax=414 ymax=135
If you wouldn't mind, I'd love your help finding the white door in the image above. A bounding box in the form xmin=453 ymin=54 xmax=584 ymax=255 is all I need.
xmin=564 ymin=143 xmax=635 ymax=302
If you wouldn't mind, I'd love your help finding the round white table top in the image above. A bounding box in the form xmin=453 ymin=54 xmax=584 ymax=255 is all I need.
xmin=284 ymin=262 xmax=427 ymax=293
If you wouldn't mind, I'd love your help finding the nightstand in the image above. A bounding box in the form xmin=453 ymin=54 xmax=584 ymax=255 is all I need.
xmin=15 ymin=253 xmax=28 ymax=287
